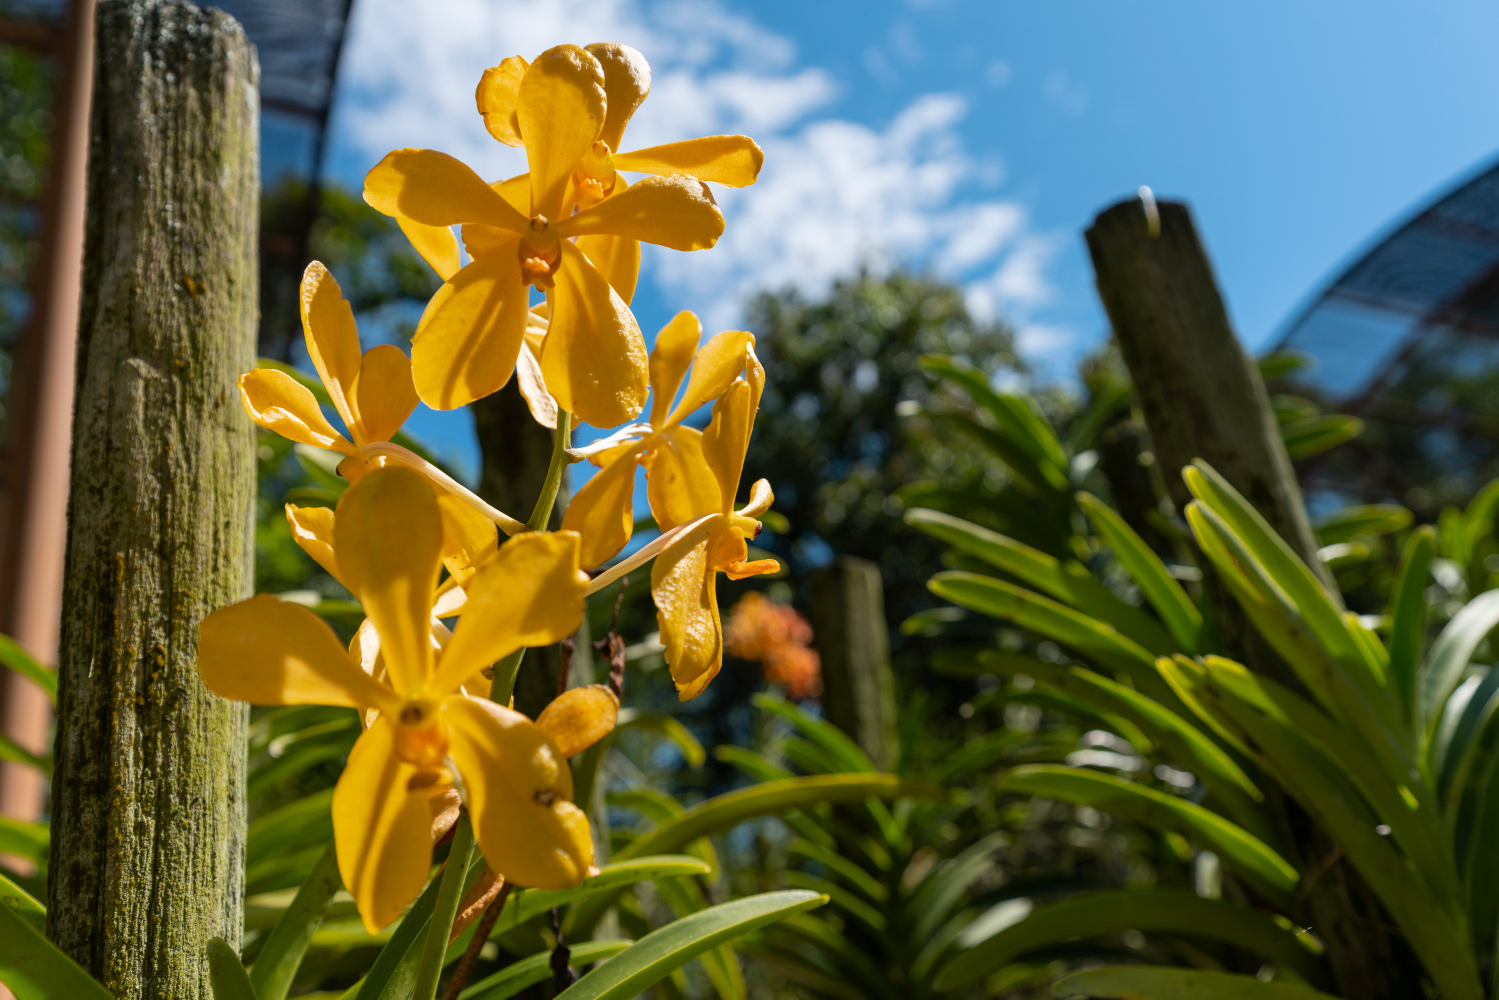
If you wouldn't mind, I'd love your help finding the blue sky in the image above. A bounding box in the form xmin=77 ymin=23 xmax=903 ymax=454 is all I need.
xmin=316 ymin=0 xmax=1499 ymax=480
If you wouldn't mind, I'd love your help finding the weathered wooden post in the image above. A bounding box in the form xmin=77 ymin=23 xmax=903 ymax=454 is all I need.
xmin=1085 ymin=194 xmax=1421 ymax=1000
xmin=47 ymin=1 xmax=258 ymax=995
xmin=810 ymin=557 xmax=898 ymax=770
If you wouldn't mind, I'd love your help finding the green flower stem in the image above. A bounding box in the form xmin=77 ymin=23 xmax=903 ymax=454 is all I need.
xmin=528 ymin=409 xmax=572 ymax=531
xmin=490 ymin=410 xmax=573 ymax=706
xmin=411 ymin=814 xmax=476 ymax=1000
xmin=250 ymin=839 xmax=341 ymax=1000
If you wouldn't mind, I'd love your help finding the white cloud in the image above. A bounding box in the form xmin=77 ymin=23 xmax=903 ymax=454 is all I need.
xmin=338 ymin=0 xmax=1065 ymax=346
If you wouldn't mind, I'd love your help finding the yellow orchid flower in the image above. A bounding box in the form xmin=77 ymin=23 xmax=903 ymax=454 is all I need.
xmin=198 ymin=466 xmax=596 ymax=933
xmin=476 ymin=42 xmax=764 ymax=304
xmin=642 ymin=345 xmax=779 ymax=700
xmin=363 ymin=45 xmax=726 ymax=426
xmin=561 ymin=312 xmax=755 ymax=570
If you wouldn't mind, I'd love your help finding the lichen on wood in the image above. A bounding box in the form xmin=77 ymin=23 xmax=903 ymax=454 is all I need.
xmin=47 ymin=1 xmax=259 ymax=996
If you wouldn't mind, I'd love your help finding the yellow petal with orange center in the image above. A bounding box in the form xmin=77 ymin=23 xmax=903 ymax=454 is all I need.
xmin=576 ymin=228 xmax=640 ymax=306
xmin=652 ymin=522 xmax=723 ymax=701
xmin=540 ymin=240 xmax=647 ymax=429
xmin=197 ymin=594 xmax=399 ymax=712
xmin=398 ymin=217 xmax=460 ymax=281
xmin=444 ymin=697 xmax=595 ymax=888
xmin=411 ymin=247 xmax=530 ymax=411
xmin=239 ymin=369 xmax=354 ymax=455
xmin=535 ymin=684 xmax=619 ymax=758
xmin=353 ymin=345 xmax=418 ymax=444
xmin=334 ymin=716 xmax=439 ymax=933
xmin=335 ymin=467 xmax=443 ymax=695
xmin=518 ymin=46 xmax=606 ymax=222
xmin=285 ymin=504 xmax=344 ymax=586
xmin=613 ymin=135 xmax=764 ymax=188
xmin=648 ymin=311 xmax=701 ymax=426
xmin=300 ymin=262 xmax=363 ymax=434
xmin=555 ymin=174 xmax=724 ymax=251
xmin=667 ymin=330 xmax=753 ymax=426
xmin=476 ymin=56 xmax=528 ymax=146
xmin=561 ymin=443 xmax=644 ymax=570
xmin=586 ymin=43 xmax=650 ymax=152
xmin=645 ymin=425 xmax=720 ymax=530
xmin=364 ymin=148 xmax=528 ymax=233
xmin=430 ymin=531 xmax=588 ymax=695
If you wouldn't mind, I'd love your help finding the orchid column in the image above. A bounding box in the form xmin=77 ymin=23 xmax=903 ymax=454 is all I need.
xmin=47 ymin=1 xmax=259 ymax=996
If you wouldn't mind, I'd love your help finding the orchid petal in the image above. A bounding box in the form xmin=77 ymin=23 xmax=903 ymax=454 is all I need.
xmin=515 ymin=342 xmax=558 ymax=430
xmin=648 ymin=311 xmax=701 ymax=426
xmin=365 ymin=148 xmax=528 ymax=233
xmin=411 ymin=248 xmax=530 ymax=411
xmin=431 ymin=531 xmax=588 ymax=696
xmin=437 ymin=493 xmax=498 ymax=588
xmin=614 ymin=135 xmax=764 ymax=187
xmin=652 ymin=525 xmax=723 ymax=701
xmin=737 ymin=478 xmax=775 ymax=518
xmin=285 ymin=504 xmax=344 ymax=586
xmin=646 ymin=425 xmax=720 ymax=530
xmin=197 ymin=594 xmax=398 ymax=712
xmin=518 ymin=46 xmax=606 ymax=222
xmin=535 ymin=684 xmax=619 ymax=758
xmin=541 ymin=240 xmax=647 ymax=428
xmin=726 ymin=558 xmax=779 ymax=580
xmin=335 ymin=467 xmax=443 ymax=695
xmin=561 ymin=443 xmax=644 ymax=570
xmin=576 ymin=231 xmax=640 ymax=306
xmin=586 ymin=43 xmax=650 ymax=152
xmin=398 ymin=217 xmax=460 ymax=281
xmin=444 ymin=697 xmax=595 ymax=887
xmin=702 ymin=379 xmax=756 ymax=514
xmin=475 ymin=56 xmax=528 ymax=146
xmin=300 ymin=262 xmax=362 ymax=433
xmin=239 ymin=369 xmax=354 ymax=455
xmin=334 ymin=717 xmax=439 ymax=933
xmin=667 ymin=330 xmax=753 ymax=426
xmin=353 ymin=345 xmax=418 ymax=444
xmin=555 ymin=174 xmax=724 ymax=251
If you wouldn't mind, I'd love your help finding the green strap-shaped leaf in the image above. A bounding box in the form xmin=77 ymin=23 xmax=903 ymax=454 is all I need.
xmin=1076 ymin=492 xmax=1201 ymax=652
xmin=250 ymin=841 xmax=341 ymax=1000
xmin=908 ymin=508 xmax=1178 ymax=654
xmin=921 ymin=356 xmax=1070 ymax=485
xmin=0 ymin=733 xmax=48 ymax=775
xmin=0 ymin=635 xmax=54 ymax=703
xmin=931 ymin=728 xmax=1029 ymax=784
xmin=752 ymin=693 xmax=874 ymax=773
xmin=1196 ymin=656 xmax=1455 ymax=913
xmin=570 ymin=775 xmax=934 ymax=937
xmin=0 ymin=896 xmax=113 ymax=1000
xmin=1389 ymin=527 xmax=1435 ymax=721
xmin=355 ymin=848 xmax=489 ymax=1000
xmin=907 ymin=831 xmax=1008 ymax=943
xmin=1312 ymin=504 xmax=1412 ymax=545
xmin=656 ymin=877 xmax=748 ymax=1000
xmin=490 ymin=856 xmax=711 ymax=937
xmin=928 ymin=570 xmax=1176 ymax=704
xmin=207 ymin=938 xmax=257 ymax=1000
xmin=714 ymin=745 xmax=792 ymax=783
xmin=0 ymin=873 xmax=43 ymax=935
xmin=0 ymin=817 xmax=47 ymax=874
xmin=460 ymin=941 xmax=630 ymax=1000
xmin=934 ymin=888 xmax=1326 ymax=990
xmin=555 ymin=891 xmax=826 ymax=1000
xmin=1258 ymin=349 xmax=1313 ymax=380
xmin=615 ymin=712 xmax=706 ymax=767
xmin=1280 ymin=414 xmax=1363 ymax=459
xmin=977 ymin=650 xmax=1272 ymax=845
xmin=247 ymin=789 xmax=334 ymax=870
xmin=782 ymin=871 xmax=886 ymax=934
xmin=1466 ymin=477 xmax=1499 ymax=530
xmin=1431 ymin=669 xmax=1499 ymax=813
xmin=787 ymin=839 xmax=888 ymax=903
xmin=767 ymin=912 xmax=896 ymax=999
xmin=997 ymin=766 xmax=1297 ymax=907
xmin=1051 ymin=966 xmax=1339 ymax=999
xmin=1463 ymin=750 xmax=1499 ymax=970
xmin=737 ymin=941 xmax=871 ymax=1000
xmin=943 ymin=412 xmax=1066 ymax=499
xmin=1419 ymin=590 xmax=1499 ymax=744
xmin=1185 ymin=662 xmax=1480 ymax=1000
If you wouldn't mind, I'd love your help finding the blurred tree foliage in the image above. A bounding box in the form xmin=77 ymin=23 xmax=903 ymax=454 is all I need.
xmin=742 ymin=270 xmax=1025 ymax=628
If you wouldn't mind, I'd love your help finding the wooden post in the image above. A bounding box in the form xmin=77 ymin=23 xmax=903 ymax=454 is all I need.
xmin=473 ymin=381 xmax=565 ymax=719
xmin=1085 ymin=194 xmax=1422 ymax=1000
xmin=47 ymin=2 xmax=258 ymax=996
xmin=1085 ymin=196 xmax=1330 ymax=586
xmin=810 ymin=557 xmax=897 ymax=771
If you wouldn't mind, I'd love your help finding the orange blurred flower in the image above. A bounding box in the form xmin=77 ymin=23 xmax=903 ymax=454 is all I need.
xmin=724 ymin=592 xmax=822 ymax=700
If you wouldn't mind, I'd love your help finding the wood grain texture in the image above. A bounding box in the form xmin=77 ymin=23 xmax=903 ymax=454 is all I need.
xmin=811 ymin=556 xmax=897 ymax=771
xmin=47 ymin=2 xmax=258 ymax=996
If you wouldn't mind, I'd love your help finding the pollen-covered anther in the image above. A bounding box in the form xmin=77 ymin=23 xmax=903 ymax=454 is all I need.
xmin=572 ymin=140 xmax=617 ymax=210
